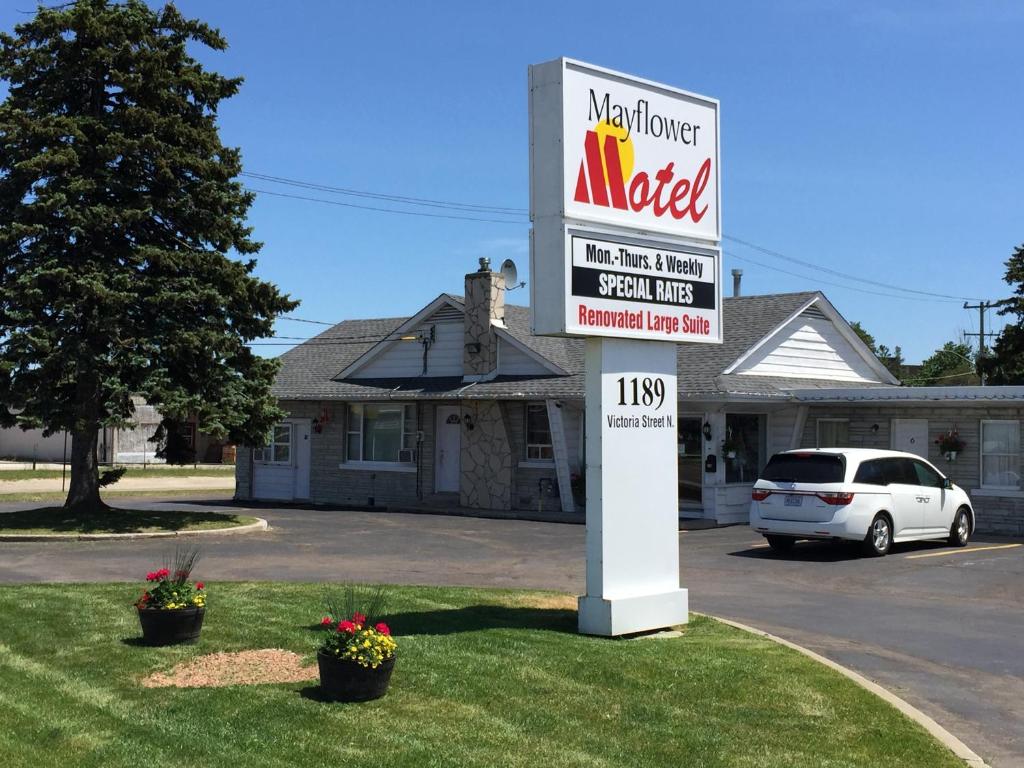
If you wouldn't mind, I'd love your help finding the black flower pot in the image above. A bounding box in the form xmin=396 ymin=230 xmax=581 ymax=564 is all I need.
xmin=137 ymin=606 xmax=205 ymax=646
xmin=317 ymin=651 xmax=395 ymax=702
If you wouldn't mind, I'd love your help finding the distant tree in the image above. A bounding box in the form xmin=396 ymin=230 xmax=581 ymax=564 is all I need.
xmin=0 ymin=1 xmax=297 ymax=511
xmin=851 ymin=321 xmax=904 ymax=380
xmin=906 ymin=341 xmax=977 ymax=386
xmin=850 ymin=321 xmax=877 ymax=353
xmin=980 ymin=244 xmax=1024 ymax=385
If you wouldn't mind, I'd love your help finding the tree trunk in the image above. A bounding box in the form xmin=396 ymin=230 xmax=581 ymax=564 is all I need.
xmin=65 ymin=424 xmax=106 ymax=511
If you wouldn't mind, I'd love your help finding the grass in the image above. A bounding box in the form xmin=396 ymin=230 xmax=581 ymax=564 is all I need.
xmin=0 ymin=583 xmax=961 ymax=768
xmin=0 ymin=467 xmax=235 ymax=481
xmin=0 ymin=506 xmax=257 ymax=535
xmin=0 ymin=489 xmax=234 ymax=503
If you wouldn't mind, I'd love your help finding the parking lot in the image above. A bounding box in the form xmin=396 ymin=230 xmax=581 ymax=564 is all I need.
xmin=1 ymin=498 xmax=1021 ymax=766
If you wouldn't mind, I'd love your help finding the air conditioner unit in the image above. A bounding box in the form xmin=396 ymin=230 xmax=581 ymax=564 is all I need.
xmin=398 ymin=448 xmax=417 ymax=464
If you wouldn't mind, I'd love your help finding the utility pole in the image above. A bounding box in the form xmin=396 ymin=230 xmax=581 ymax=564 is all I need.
xmin=964 ymin=299 xmax=1012 ymax=386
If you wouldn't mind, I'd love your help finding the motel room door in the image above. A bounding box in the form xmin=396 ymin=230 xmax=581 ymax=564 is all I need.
xmin=435 ymin=406 xmax=462 ymax=493
xmin=891 ymin=419 xmax=928 ymax=459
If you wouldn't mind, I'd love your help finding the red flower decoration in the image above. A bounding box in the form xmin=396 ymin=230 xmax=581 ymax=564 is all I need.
xmin=375 ymin=622 xmax=390 ymax=636
xmin=337 ymin=620 xmax=356 ymax=634
xmin=352 ymin=612 xmax=367 ymax=626
xmin=320 ymin=616 xmax=333 ymax=627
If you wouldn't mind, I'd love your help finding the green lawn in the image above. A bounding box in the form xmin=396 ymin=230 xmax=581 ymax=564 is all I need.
xmin=0 ymin=488 xmax=234 ymax=504
xmin=0 ymin=506 xmax=257 ymax=535
xmin=0 ymin=467 xmax=235 ymax=481
xmin=0 ymin=584 xmax=960 ymax=768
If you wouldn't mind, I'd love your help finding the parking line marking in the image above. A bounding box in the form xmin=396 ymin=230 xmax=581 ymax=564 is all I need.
xmin=905 ymin=543 xmax=1022 ymax=560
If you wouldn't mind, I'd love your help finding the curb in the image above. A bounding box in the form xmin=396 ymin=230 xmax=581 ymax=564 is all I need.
xmin=704 ymin=614 xmax=990 ymax=768
xmin=0 ymin=517 xmax=268 ymax=542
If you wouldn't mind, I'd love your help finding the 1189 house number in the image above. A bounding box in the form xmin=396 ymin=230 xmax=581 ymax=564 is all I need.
xmin=616 ymin=376 xmax=666 ymax=409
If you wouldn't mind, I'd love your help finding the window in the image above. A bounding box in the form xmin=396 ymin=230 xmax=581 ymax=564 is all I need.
xmin=981 ymin=420 xmax=1020 ymax=489
xmin=525 ymin=403 xmax=553 ymax=461
xmin=346 ymin=404 xmax=417 ymax=463
xmin=724 ymin=413 xmax=765 ymax=484
xmin=816 ymin=419 xmax=849 ymax=448
xmin=254 ymin=423 xmax=292 ymax=464
xmin=911 ymin=460 xmax=944 ymax=489
xmin=763 ymin=453 xmax=845 ymax=484
xmin=881 ymin=458 xmax=917 ymax=485
xmin=853 ymin=459 xmax=887 ymax=486
xmin=179 ymin=422 xmax=196 ymax=450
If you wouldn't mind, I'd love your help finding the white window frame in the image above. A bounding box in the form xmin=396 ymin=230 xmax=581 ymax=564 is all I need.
xmin=344 ymin=403 xmax=416 ymax=465
xmin=816 ymin=418 xmax=849 ymax=448
xmin=524 ymin=402 xmax=554 ymax=463
xmin=980 ymin=419 xmax=1021 ymax=491
xmin=254 ymin=423 xmax=292 ymax=465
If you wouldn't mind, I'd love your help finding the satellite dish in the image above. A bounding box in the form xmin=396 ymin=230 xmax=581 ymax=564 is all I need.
xmin=500 ymin=259 xmax=519 ymax=287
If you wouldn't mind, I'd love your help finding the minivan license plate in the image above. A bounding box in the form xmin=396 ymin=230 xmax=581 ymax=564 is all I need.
xmin=784 ymin=494 xmax=803 ymax=507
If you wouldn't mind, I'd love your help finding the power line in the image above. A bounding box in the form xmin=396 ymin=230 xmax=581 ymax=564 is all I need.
xmin=247 ymin=187 xmax=528 ymax=225
xmin=725 ymin=251 xmax=961 ymax=303
xmin=248 ymin=170 xmax=984 ymax=302
xmin=243 ymin=171 xmax=527 ymax=215
xmin=724 ymin=235 xmax=982 ymax=302
xmin=278 ymin=316 xmax=338 ymax=326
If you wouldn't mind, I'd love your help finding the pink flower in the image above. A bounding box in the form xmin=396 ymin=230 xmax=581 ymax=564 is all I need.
xmin=374 ymin=622 xmax=390 ymax=636
xmin=320 ymin=616 xmax=333 ymax=627
xmin=337 ymin=620 xmax=356 ymax=634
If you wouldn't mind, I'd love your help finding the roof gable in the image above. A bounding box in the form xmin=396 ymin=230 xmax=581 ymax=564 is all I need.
xmin=723 ymin=295 xmax=898 ymax=385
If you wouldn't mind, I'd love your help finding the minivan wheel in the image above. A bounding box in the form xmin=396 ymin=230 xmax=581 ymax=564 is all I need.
xmin=765 ymin=535 xmax=796 ymax=552
xmin=863 ymin=514 xmax=892 ymax=557
xmin=949 ymin=507 xmax=971 ymax=547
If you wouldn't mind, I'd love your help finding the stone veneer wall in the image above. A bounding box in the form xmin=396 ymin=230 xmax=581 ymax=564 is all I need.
xmin=459 ymin=400 xmax=512 ymax=510
xmin=463 ymin=267 xmax=504 ymax=377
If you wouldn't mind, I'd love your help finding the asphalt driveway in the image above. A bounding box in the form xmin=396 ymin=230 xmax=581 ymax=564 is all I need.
xmin=1 ymin=498 xmax=1021 ymax=766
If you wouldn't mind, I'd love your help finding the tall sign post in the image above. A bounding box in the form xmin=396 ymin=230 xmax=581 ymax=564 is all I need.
xmin=529 ymin=59 xmax=722 ymax=636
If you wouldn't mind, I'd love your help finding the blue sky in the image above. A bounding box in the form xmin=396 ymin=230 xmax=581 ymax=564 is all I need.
xmin=3 ymin=1 xmax=1022 ymax=362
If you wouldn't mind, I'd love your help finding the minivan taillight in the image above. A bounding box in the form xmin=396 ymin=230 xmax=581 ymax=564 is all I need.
xmin=751 ymin=489 xmax=771 ymax=501
xmin=816 ymin=491 xmax=855 ymax=506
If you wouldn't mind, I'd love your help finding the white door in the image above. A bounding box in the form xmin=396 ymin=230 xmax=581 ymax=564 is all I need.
xmin=435 ymin=406 xmax=461 ymax=493
xmin=891 ymin=419 xmax=928 ymax=458
xmin=252 ymin=419 xmax=311 ymax=501
xmin=293 ymin=418 xmax=312 ymax=499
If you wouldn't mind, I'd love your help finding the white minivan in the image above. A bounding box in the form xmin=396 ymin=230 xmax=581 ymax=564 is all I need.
xmin=749 ymin=449 xmax=974 ymax=556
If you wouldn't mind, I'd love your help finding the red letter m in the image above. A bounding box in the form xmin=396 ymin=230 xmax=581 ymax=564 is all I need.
xmin=573 ymin=131 xmax=628 ymax=209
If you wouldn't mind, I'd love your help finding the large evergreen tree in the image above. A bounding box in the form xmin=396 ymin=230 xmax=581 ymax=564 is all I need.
xmin=0 ymin=1 xmax=297 ymax=510
xmin=981 ymin=244 xmax=1024 ymax=385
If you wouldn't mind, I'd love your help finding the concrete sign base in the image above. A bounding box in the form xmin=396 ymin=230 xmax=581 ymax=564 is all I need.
xmin=577 ymin=337 xmax=688 ymax=636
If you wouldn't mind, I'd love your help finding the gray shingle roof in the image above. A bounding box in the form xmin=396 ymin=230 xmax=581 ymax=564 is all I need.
xmin=270 ymin=291 xmax=878 ymax=402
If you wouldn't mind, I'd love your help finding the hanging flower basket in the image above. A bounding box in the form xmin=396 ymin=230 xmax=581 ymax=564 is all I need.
xmin=935 ymin=429 xmax=966 ymax=462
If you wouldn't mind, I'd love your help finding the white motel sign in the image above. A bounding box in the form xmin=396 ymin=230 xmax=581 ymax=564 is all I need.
xmin=529 ymin=58 xmax=723 ymax=636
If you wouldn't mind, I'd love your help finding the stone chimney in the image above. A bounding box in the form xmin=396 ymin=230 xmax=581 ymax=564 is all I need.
xmin=463 ymin=257 xmax=505 ymax=379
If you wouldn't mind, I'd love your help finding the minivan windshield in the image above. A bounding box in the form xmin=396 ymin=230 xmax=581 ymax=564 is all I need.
xmin=760 ymin=453 xmax=845 ymax=484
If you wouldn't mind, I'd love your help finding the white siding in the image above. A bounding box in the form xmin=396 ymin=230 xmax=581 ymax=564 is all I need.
xmin=0 ymin=427 xmax=67 ymax=462
xmin=734 ymin=314 xmax=882 ymax=382
xmin=561 ymin=403 xmax=583 ymax=472
xmin=768 ymin=408 xmax=798 ymax=455
xmin=355 ymin=320 xmax=464 ymax=378
xmin=498 ymin=338 xmax=551 ymax=376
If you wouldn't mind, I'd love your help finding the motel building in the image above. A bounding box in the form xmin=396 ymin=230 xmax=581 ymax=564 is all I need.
xmin=235 ymin=261 xmax=1024 ymax=537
